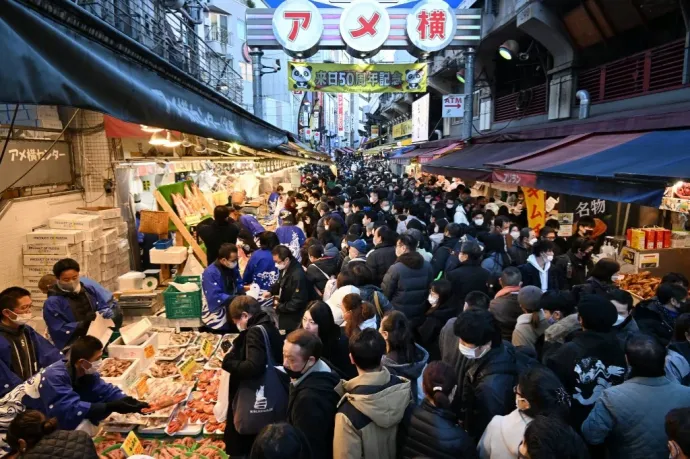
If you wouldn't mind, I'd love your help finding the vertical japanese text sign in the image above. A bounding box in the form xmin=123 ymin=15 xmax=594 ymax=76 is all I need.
xmin=523 ymin=187 xmax=546 ymax=233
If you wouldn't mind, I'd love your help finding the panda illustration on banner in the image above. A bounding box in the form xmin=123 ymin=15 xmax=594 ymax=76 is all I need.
xmin=405 ymin=67 xmax=425 ymax=90
xmin=291 ymin=64 xmax=312 ymax=90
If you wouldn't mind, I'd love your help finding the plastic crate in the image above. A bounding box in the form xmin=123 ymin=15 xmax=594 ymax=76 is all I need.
xmin=163 ymin=276 xmax=202 ymax=319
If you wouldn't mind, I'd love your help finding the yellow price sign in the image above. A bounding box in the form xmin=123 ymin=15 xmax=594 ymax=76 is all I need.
xmin=144 ymin=344 xmax=155 ymax=360
xmin=177 ymin=356 xmax=198 ymax=380
xmin=121 ymin=431 xmax=144 ymax=457
xmin=134 ymin=375 xmax=149 ymax=399
xmin=200 ymin=339 xmax=214 ymax=359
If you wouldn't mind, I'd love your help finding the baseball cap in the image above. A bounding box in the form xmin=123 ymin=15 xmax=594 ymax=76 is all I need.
xmin=348 ymin=239 xmax=367 ymax=254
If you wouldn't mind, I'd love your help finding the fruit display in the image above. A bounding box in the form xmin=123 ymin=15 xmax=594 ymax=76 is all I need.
xmin=101 ymin=358 xmax=134 ymax=378
xmin=617 ymin=271 xmax=662 ymax=299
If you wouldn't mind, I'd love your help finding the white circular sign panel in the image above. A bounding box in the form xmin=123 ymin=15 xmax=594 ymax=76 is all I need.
xmin=339 ymin=0 xmax=391 ymax=54
xmin=406 ymin=0 xmax=457 ymax=53
xmin=273 ymin=0 xmax=324 ymax=54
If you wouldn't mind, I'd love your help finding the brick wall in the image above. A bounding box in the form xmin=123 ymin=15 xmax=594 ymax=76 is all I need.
xmin=0 ymin=191 xmax=85 ymax=291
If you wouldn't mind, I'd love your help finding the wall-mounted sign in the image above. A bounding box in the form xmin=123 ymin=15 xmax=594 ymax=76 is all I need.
xmin=288 ymin=62 xmax=427 ymax=93
xmin=406 ymin=0 xmax=457 ymax=54
xmin=248 ymin=6 xmax=482 ymax=57
xmin=442 ymin=94 xmax=464 ymax=118
xmin=1 ymin=140 xmax=72 ymax=191
xmin=337 ymin=94 xmax=345 ymax=136
xmin=340 ymin=0 xmax=391 ymax=56
xmin=371 ymin=125 xmax=379 ymax=137
xmin=411 ymin=94 xmax=429 ymax=142
xmin=272 ymin=0 xmax=324 ymax=56
xmin=392 ymin=120 xmax=413 ymax=138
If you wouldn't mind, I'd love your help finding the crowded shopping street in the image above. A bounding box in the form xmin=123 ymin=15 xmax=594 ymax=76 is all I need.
xmin=2 ymin=0 xmax=690 ymax=458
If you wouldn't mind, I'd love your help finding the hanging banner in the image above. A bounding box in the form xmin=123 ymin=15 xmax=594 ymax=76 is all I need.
xmin=411 ymin=94 xmax=429 ymax=142
xmin=392 ymin=120 xmax=412 ymax=138
xmin=288 ymin=62 xmax=427 ymax=93
xmin=523 ymin=187 xmax=546 ymax=233
xmin=337 ymin=94 xmax=345 ymax=137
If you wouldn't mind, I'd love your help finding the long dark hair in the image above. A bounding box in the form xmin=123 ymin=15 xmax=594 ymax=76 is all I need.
xmin=6 ymin=410 xmax=58 ymax=453
xmin=518 ymin=366 xmax=570 ymax=420
xmin=304 ymin=300 xmax=341 ymax=353
xmin=422 ymin=361 xmax=456 ymax=410
xmin=380 ymin=311 xmax=417 ymax=363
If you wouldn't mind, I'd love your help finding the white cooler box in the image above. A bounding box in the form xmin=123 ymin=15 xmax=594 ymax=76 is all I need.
xmin=107 ymin=332 xmax=159 ymax=370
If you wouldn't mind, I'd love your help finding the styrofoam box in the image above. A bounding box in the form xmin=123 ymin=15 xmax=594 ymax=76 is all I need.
xmin=101 ymin=358 xmax=141 ymax=389
xmin=101 ymin=266 xmax=118 ymax=281
xmin=26 ymin=229 xmax=85 ymax=245
xmin=75 ymin=206 xmax=121 ymax=220
xmin=24 ymin=276 xmax=43 ymax=287
xmin=149 ymin=247 xmax=187 ymax=265
xmin=25 ymin=286 xmax=46 ymax=299
xmin=103 ymin=217 xmax=122 ymax=229
xmin=23 ymin=242 xmax=83 ymax=256
xmin=118 ymin=252 xmax=130 ymax=264
xmin=83 ymin=237 xmax=105 ymax=252
xmin=103 ymin=228 xmax=119 ymax=245
xmin=117 ymin=238 xmax=129 ymax=249
xmin=117 ymin=262 xmax=130 ymax=275
xmin=23 ymin=254 xmax=85 ymax=266
xmin=102 ymin=241 xmax=119 ymax=255
xmin=22 ymin=266 xmax=52 ymax=277
xmin=82 ymin=227 xmax=103 ymax=241
xmin=49 ymin=213 xmax=103 ymax=231
xmin=116 ymin=222 xmax=128 ymax=236
xmin=108 ymin=333 xmax=158 ymax=370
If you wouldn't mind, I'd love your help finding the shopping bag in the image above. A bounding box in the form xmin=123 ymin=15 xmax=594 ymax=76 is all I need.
xmin=213 ymin=370 xmax=230 ymax=423
xmin=231 ymin=325 xmax=288 ymax=435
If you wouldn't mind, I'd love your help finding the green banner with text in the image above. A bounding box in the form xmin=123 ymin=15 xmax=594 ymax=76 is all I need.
xmin=288 ymin=62 xmax=427 ymax=93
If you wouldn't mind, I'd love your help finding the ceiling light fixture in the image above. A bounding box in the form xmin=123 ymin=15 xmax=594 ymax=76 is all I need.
xmin=164 ymin=131 xmax=182 ymax=148
xmin=456 ymin=69 xmax=465 ymax=84
xmin=149 ymin=131 xmax=167 ymax=146
xmin=141 ymin=125 xmax=164 ymax=133
xmin=499 ymin=40 xmax=519 ymax=60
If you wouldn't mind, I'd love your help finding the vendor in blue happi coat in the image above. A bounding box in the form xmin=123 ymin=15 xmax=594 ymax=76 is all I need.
xmin=24 ymin=336 xmax=148 ymax=430
xmin=43 ymin=259 xmax=116 ymax=351
xmin=0 ymin=287 xmax=62 ymax=397
xmin=202 ymin=243 xmax=244 ymax=332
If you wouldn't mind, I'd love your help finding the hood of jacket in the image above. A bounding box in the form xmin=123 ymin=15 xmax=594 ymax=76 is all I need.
xmin=359 ymin=316 xmax=378 ymax=331
xmin=336 ymin=367 xmax=411 ymax=429
xmin=544 ymin=313 xmax=580 ymax=343
xmin=293 ymin=359 xmax=340 ymax=390
xmin=526 ymin=254 xmax=548 ymax=272
xmin=469 ymin=342 xmax=518 ymax=381
xmin=497 ymin=410 xmax=532 ymax=455
xmin=358 ymin=284 xmax=382 ymax=300
xmin=397 ymin=251 xmax=425 ymax=269
xmin=439 ymin=236 xmax=460 ymax=249
xmin=495 ymin=286 xmax=521 ymax=298
xmin=381 ymin=343 xmax=429 ymax=381
xmin=374 ymin=241 xmax=395 ymax=250
xmin=313 ymin=255 xmax=339 ymax=274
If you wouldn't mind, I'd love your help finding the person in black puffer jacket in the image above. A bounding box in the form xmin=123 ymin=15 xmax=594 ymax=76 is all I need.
xmin=381 ymin=234 xmax=434 ymax=322
xmin=350 ymin=263 xmax=393 ymax=320
xmin=305 ymin=244 xmax=339 ymax=297
xmin=4 ymin=410 xmax=98 ymax=459
xmin=445 ymin=240 xmax=489 ymax=306
xmin=397 ymin=361 xmax=478 ymax=459
xmin=366 ymin=225 xmax=398 ymax=287
xmin=223 ymin=297 xmax=287 ymax=457
xmin=430 ymin=223 xmax=462 ymax=278
xmin=415 ymin=280 xmax=458 ymax=361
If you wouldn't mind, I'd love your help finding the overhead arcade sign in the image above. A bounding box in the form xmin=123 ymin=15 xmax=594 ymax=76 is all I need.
xmin=247 ymin=0 xmax=482 ymax=58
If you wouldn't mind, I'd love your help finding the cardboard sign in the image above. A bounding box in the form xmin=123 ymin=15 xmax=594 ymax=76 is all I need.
xmin=144 ymin=344 xmax=155 ymax=360
xmin=177 ymin=357 xmax=198 ymax=380
xmin=121 ymin=431 xmax=144 ymax=457
xmin=200 ymin=339 xmax=215 ymax=360
xmin=134 ymin=376 xmax=149 ymax=399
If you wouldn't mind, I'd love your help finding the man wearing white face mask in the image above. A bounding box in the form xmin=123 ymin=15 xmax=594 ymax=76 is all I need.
xmin=518 ymin=240 xmax=565 ymax=293
xmin=202 ymin=243 xmax=245 ymax=333
xmin=0 ymin=287 xmax=62 ymax=397
xmin=453 ymin=309 xmax=520 ymax=441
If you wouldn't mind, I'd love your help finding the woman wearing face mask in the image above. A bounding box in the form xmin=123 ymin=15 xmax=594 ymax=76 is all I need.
xmin=224 ymin=296 xmax=285 ymax=457
xmin=380 ymin=311 xmax=429 ymax=404
xmin=0 ymin=287 xmax=62 ymax=397
xmin=478 ymin=366 xmax=571 ymax=459
xmin=518 ymin=240 xmax=566 ymax=293
xmin=202 ymin=243 xmax=245 ymax=333
xmin=300 ymin=301 xmax=356 ymax=379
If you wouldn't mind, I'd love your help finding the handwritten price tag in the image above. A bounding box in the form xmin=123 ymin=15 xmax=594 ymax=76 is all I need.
xmin=200 ymin=338 xmax=214 ymax=359
xmin=134 ymin=376 xmax=149 ymax=399
xmin=121 ymin=431 xmax=144 ymax=457
xmin=177 ymin=356 xmax=198 ymax=380
xmin=144 ymin=344 xmax=155 ymax=360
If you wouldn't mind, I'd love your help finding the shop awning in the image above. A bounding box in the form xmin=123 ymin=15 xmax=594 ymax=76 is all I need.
xmin=488 ymin=131 xmax=690 ymax=207
xmin=423 ymin=138 xmax=561 ymax=181
xmin=0 ymin=0 xmax=287 ymax=150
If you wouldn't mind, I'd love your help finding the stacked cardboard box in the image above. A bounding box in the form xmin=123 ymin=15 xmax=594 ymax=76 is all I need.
xmin=23 ymin=208 xmax=131 ymax=297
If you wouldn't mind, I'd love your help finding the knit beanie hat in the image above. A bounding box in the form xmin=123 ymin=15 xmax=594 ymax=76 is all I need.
xmin=578 ymin=294 xmax=618 ymax=332
xmin=518 ymin=286 xmax=543 ymax=312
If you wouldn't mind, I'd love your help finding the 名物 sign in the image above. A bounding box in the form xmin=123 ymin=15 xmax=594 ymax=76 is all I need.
xmin=273 ymin=0 xmax=324 ymax=56
xmin=442 ymin=94 xmax=464 ymax=118
xmin=288 ymin=62 xmax=427 ymax=93
xmin=340 ymin=0 xmax=390 ymax=55
xmin=411 ymin=94 xmax=430 ymax=142
xmin=407 ymin=0 xmax=457 ymax=53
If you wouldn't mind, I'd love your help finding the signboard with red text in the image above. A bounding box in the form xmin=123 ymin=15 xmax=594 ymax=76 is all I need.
xmin=337 ymin=94 xmax=345 ymax=136
xmin=442 ymin=94 xmax=464 ymax=118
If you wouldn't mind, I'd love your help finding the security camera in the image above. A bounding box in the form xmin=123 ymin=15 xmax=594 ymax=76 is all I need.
xmin=275 ymin=59 xmax=281 ymax=71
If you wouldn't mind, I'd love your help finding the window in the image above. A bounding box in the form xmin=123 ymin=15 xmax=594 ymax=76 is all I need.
xmin=238 ymin=19 xmax=246 ymax=41
xmin=240 ymin=62 xmax=253 ymax=82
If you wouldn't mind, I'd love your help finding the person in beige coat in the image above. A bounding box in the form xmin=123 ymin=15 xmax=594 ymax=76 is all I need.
xmin=512 ymin=286 xmax=548 ymax=352
xmin=333 ymin=329 xmax=412 ymax=459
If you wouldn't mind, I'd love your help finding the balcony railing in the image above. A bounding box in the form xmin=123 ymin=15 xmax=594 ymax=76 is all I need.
xmin=207 ymin=24 xmax=229 ymax=46
xmin=578 ymin=39 xmax=686 ymax=104
xmin=75 ymin=0 xmax=244 ymax=106
xmin=494 ymin=83 xmax=547 ymax=123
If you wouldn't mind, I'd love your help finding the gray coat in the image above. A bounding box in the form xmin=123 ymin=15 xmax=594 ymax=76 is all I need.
xmin=381 ymin=252 xmax=434 ymax=321
xmin=581 ymin=376 xmax=690 ymax=459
